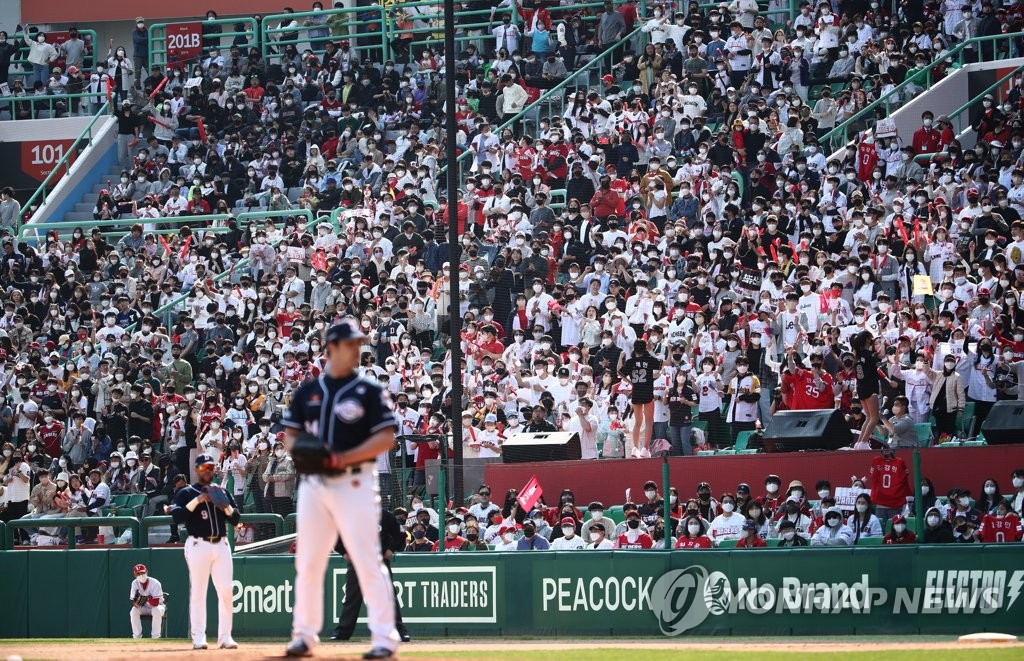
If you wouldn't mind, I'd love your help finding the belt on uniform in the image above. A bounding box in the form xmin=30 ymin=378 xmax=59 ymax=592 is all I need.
xmin=191 ymin=535 xmax=223 ymax=543
xmin=312 ymin=462 xmax=371 ymax=479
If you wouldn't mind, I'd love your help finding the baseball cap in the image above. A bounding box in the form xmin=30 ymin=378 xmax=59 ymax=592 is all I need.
xmin=195 ymin=453 xmax=216 ymax=468
xmin=133 ymin=563 xmax=148 ymax=575
xmin=742 ymin=519 xmax=758 ymax=531
xmin=560 ymin=516 xmax=575 ymax=526
xmin=325 ymin=317 xmax=366 ymax=343
xmin=484 ymin=413 xmax=497 ymax=423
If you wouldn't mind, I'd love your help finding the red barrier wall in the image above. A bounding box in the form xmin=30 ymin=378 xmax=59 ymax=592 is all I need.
xmin=484 ymin=445 xmax=1024 ymax=505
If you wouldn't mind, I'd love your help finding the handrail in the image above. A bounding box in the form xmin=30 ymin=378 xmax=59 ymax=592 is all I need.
xmin=18 ymin=101 xmax=111 ymax=234
xmin=9 ymin=29 xmax=100 ymax=71
xmin=262 ymin=6 xmax=389 ymax=63
xmin=4 ymin=515 xmax=143 ymax=550
xmin=2 ymin=90 xmax=109 ymax=119
xmin=821 ymin=31 xmax=1024 ymax=151
xmin=21 ymin=211 xmax=234 ymax=242
xmin=438 ymin=24 xmax=645 ymax=189
xmin=142 ymin=513 xmax=285 ymax=545
xmin=148 ymin=18 xmax=259 ymax=70
xmin=946 ymin=62 xmax=1024 ymax=135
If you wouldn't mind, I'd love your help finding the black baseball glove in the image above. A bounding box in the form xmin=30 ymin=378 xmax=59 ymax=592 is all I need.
xmin=133 ymin=593 xmax=148 ymax=608
xmin=291 ymin=432 xmax=342 ymax=476
xmin=204 ymin=484 xmax=230 ymax=510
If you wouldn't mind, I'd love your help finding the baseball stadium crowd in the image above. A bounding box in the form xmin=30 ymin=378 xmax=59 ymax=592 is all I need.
xmin=2 ymin=0 xmax=1024 ymax=549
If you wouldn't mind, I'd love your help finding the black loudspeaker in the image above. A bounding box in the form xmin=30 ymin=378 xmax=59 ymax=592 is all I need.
xmin=761 ymin=409 xmax=852 ymax=452
xmin=980 ymin=401 xmax=1024 ymax=445
xmin=501 ymin=432 xmax=581 ymax=463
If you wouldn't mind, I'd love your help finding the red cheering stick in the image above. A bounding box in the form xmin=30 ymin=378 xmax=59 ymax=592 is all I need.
xmin=197 ymin=118 xmax=207 ymax=143
xmin=912 ymin=219 xmax=921 ymax=244
xmin=148 ymin=116 xmax=170 ymax=129
xmin=896 ymin=220 xmax=909 ymax=245
xmin=149 ymin=76 xmax=168 ymax=100
xmin=769 ymin=243 xmax=778 ymax=262
xmin=179 ymin=236 xmax=192 ymax=260
xmin=158 ymin=235 xmax=172 ymax=255
xmin=106 ymin=79 xmax=112 ymax=106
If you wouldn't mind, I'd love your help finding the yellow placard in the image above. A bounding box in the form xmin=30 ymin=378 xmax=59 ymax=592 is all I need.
xmin=913 ymin=275 xmax=934 ymax=296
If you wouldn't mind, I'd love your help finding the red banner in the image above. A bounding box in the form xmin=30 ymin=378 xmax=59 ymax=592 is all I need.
xmin=165 ymin=22 xmax=204 ymax=65
xmin=20 ymin=140 xmax=75 ymax=183
xmin=516 ymin=475 xmax=544 ymax=512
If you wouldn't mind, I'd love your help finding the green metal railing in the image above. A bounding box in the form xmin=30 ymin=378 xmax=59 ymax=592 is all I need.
xmin=142 ymin=513 xmax=285 ymax=546
xmin=4 ymin=515 xmax=143 ymax=550
xmin=440 ymin=25 xmax=645 ymax=189
xmin=946 ymin=62 xmax=1024 ymax=137
xmin=821 ymin=31 xmax=1024 ymax=152
xmin=10 ymin=29 xmax=99 ymax=72
xmin=262 ymin=6 xmax=389 ymax=64
xmin=17 ymin=100 xmax=111 ymax=232
xmin=149 ymin=18 xmax=259 ymax=70
xmin=393 ymin=0 xmax=621 ymax=57
xmin=20 ymin=211 xmax=232 ymax=243
xmin=1 ymin=91 xmax=107 ymax=121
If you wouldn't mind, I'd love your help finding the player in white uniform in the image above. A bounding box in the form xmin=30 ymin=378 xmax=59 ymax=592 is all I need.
xmin=128 ymin=563 xmax=165 ymax=639
xmin=282 ymin=319 xmax=400 ymax=659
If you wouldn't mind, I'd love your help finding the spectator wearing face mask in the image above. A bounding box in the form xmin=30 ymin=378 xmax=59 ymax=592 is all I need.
xmin=615 ymin=510 xmax=653 ymax=549
xmin=707 ymin=492 xmax=743 ymax=544
xmin=979 ymin=500 xmax=1023 ymax=542
xmin=262 ymin=441 xmax=296 ymax=517
xmin=883 ymin=514 xmax=917 ymax=545
xmin=579 ymin=502 xmax=614 ymax=541
xmin=810 ymin=507 xmax=854 ymax=546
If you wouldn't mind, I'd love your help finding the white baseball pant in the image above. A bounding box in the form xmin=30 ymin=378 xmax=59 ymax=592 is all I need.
xmin=184 ymin=537 xmax=233 ymax=646
xmin=130 ymin=604 xmax=166 ymax=638
xmin=291 ymin=470 xmax=399 ymax=652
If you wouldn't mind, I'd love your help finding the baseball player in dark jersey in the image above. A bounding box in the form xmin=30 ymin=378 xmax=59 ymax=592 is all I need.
xmin=332 ymin=509 xmax=410 ymax=642
xmin=170 ymin=453 xmax=241 ymax=650
xmin=283 ymin=318 xmax=401 ymax=660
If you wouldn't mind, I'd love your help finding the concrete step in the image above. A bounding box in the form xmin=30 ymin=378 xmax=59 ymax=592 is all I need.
xmin=73 ymin=202 xmax=95 ymax=212
xmin=63 ymin=211 xmax=95 ymax=223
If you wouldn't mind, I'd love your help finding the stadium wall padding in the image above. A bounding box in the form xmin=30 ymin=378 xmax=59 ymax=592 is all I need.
xmin=2 ymin=545 xmax=1023 ymax=639
xmin=486 ymin=445 xmax=1024 ymax=509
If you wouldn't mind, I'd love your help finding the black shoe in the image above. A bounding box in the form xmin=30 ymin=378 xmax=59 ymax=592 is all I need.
xmin=363 ymin=647 xmax=395 ymax=660
xmin=398 ymin=630 xmax=411 ymax=643
xmin=284 ymin=639 xmax=312 ymax=657
xmin=330 ymin=631 xmax=351 ymax=641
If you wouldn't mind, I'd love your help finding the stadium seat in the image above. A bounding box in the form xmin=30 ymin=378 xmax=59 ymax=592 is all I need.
xmin=126 ymin=494 xmax=148 ymax=518
xmin=856 ymin=536 xmax=884 ymax=545
xmin=607 ymin=506 xmax=624 ymax=524
xmin=963 ymin=440 xmax=986 ymax=447
xmin=733 ymin=430 xmax=755 ymax=452
xmin=738 ymin=449 xmax=759 ymax=454
xmin=958 ymin=402 xmax=975 ymax=436
xmin=717 ymin=540 xmax=738 ymax=548
xmin=107 ymin=494 xmax=130 ymax=514
xmin=766 ymin=538 xmax=781 ymax=547
xmin=915 ymin=423 xmax=933 ymax=447
xmin=697 ymin=450 xmax=716 ymax=456
xmin=715 ymin=449 xmax=736 ymax=455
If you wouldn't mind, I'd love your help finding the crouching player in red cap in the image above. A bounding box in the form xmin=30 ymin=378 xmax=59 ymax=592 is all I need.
xmin=129 ymin=563 xmax=166 ymax=638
